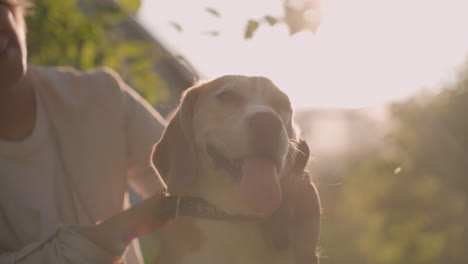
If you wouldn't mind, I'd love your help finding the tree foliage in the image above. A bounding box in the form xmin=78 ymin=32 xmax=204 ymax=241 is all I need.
xmin=322 ymin=63 xmax=468 ymax=264
xmin=26 ymin=0 xmax=167 ymax=104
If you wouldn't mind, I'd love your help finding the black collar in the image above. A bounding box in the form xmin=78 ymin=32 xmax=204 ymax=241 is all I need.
xmin=161 ymin=195 xmax=264 ymax=222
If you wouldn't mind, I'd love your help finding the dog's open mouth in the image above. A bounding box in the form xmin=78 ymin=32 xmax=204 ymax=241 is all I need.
xmin=207 ymin=144 xmax=282 ymax=215
xmin=207 ymin=144 xmax=243 ymax=179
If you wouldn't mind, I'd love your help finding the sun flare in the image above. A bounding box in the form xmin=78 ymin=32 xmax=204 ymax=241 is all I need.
xmin=139 ymin=0 xmax=468 ymax=109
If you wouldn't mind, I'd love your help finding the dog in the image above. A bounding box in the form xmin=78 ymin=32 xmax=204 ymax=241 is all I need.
xmin=152 ymin=75 xmax=320 ymax=264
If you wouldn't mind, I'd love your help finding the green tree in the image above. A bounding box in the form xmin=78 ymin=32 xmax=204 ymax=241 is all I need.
xmin=324 ymin=63 xmax=468 ymax=264
xmin=26 ymin=0 xmax=167 ymax=104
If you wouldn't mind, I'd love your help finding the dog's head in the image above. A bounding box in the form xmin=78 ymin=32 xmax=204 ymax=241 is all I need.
xmin=152 ymin=75 xmax=303 ymax=215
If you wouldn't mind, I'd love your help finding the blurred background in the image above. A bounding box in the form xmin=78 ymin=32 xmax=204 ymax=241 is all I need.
xmin=27 ymin=0 xmax=468 ymax=263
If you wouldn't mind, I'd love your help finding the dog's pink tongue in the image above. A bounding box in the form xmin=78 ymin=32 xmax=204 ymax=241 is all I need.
xmin=240 ymin=157 xmax=282 ymax=215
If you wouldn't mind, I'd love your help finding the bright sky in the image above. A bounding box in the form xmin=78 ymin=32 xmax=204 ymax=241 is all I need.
xmin=138 ymin=0 xmax=468 ymax=109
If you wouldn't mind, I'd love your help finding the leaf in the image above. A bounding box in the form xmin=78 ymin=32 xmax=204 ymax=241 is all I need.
xmin=117 ymin=0 xmax=141 ymax=15
xmin=201 ymin=30 xmax=220 ymax=37
xmin=284 ymin=6 xmax=322 ymax=35
xmin=205 ymin=7 xmax=221 ymax=17
xmin=244 ymin=20 xmax=259 ymax=39
xmin=169 ymin=21 xmax=183 ymax=32
xmin=264 ymin=15 xmax=278 ymax=26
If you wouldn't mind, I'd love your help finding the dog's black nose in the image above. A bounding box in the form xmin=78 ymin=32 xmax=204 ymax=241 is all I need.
xmin=249 ymin=111 xmax=283 ymax=138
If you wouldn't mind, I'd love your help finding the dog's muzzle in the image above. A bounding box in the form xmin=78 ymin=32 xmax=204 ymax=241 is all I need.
xmin=249 ymin=111 xmax=284 ymax=163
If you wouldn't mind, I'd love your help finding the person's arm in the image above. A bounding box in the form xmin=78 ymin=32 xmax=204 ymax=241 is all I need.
xmin=0 ymin=227 xmax=118 ymax=264
xmin=0 ymin=193 xmax=174 ymax=264
xmin=111 ymin=69 xmax=168 ymax=198
xmin=78 ymin=193 xmax=169 ymax=254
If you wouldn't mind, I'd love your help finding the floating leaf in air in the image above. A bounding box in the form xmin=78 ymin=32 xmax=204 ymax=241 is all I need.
xmin=264 ymin=15 xmax=279 ymax=26
xmin=201 ymin=30 xmax=220 ymax=37
xmin=169 ymin=21 xmax=183 ymax=32
xmin=205 ymin=7 xmax=221 ymax=17
xmin=244 ymin=19 xmax=259 ymax=39
xmin=284 ymin=0 xmax=322 ymax=35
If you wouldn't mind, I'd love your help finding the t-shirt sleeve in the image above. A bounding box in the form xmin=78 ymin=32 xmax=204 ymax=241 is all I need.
xmin=101 ymin=68 xmax=168 ymax=198
xmin=0 ymin=226 xmax=121 ymax=264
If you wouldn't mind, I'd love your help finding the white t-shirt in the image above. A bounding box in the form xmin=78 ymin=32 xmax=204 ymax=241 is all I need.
xmin=0 ymin=66 xmax=167 ymax=264
xmin=0 ymin=95 xmax=61 ymax=241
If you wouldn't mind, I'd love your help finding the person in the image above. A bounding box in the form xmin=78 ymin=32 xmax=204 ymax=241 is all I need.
xmin=0 ymin=0 xmax=173 ymax=263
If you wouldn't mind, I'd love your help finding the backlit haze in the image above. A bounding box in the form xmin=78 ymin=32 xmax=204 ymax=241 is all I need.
xmin=138 ymin=0 xmax=468 ymax=109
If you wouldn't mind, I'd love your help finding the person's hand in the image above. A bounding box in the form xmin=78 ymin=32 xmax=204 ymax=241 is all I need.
xmin=79 ymin=192 xmax=174 ymax=255
xmin=128 ymin=192 xmax=172 ymax=236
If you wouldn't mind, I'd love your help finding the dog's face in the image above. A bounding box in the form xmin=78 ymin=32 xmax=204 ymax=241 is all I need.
xmin=153 ymin=75 xmax=299 ymax=215
xmin=193 ymin=75 xmax=296 ymax=173
xmin=153 ymin=75 xmax=320 ymax=263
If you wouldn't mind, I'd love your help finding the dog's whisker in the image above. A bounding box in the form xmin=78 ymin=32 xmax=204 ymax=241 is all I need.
xmin=288 ymin=140 xmax=303 ymax=155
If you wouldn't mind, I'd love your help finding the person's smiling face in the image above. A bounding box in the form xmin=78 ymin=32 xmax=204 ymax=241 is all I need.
xmin=0 ymin=3 xmax=27 ymax=91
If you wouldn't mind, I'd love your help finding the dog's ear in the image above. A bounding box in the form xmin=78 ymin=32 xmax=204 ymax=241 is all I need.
xmin=288 ymin=140 xmax=321 ymax=264
xmin=152 ymin=87 xmax=199 ymax=194
xmin=261 ymin=140 xmax=321 ymax=264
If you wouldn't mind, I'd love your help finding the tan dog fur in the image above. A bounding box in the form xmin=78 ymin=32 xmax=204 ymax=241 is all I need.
xmin=153 ymin=75 xmax=318 ymax=264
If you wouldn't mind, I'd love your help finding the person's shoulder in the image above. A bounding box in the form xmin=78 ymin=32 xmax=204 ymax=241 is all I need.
xmin=32 ymin=65 xmax=122 ymax=85
xmin=32 ymin=65 xmax=125 ymax=97
xmin=31 ymin=65 xmax=127 ymax=110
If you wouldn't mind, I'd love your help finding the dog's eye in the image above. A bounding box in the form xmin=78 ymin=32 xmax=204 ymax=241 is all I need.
xmin=217 ymin=90 xmax=242 ymax=104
